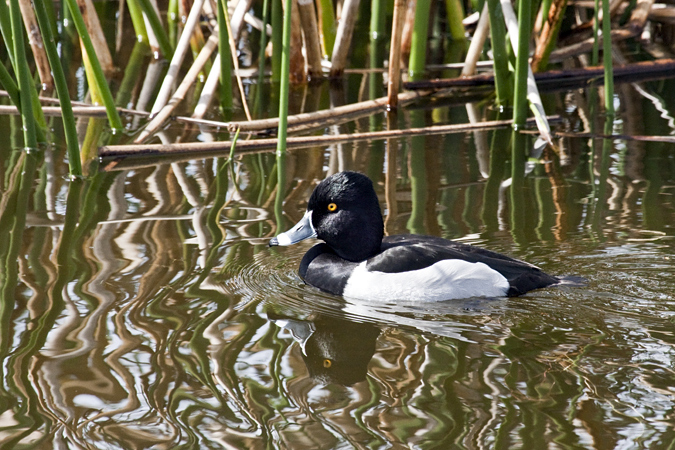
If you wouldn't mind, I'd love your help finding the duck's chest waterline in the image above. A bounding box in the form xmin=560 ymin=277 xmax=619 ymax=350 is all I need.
xmin=341 ymin=259 xmax=510 ymax=301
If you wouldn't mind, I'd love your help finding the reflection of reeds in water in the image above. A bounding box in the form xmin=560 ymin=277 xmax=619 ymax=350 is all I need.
xmin=2 ymin=113 xmax=675 ymax=446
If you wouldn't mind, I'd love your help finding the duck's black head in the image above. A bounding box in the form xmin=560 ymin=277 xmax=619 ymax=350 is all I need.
xmin=270 ymin=171 xmax=384 ymax=262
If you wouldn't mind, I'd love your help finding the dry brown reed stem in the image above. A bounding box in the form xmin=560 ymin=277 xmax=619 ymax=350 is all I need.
xmin=551 ymin=0 xmax=655 ymax=62
xmin=298 ymin=0 xmax=324 ymax=79
xmin=231 ymin=0 xmax=255 ymax=39
xmin=388 ymin=0 xmax=408 ymax=108
xmin=218 ymin=1 xmax=253 ymax=121
xmin=330 ymin=0 xmax=361 ymax=77
xmin=400 ymin=0 xmax=416 ymax=61
xmin=135 ymin=33 xmax=219 ymax=143
xmin=18 ymin=0 xmax=53 ymax=89
xmin=101 ymin=116 xmax=548 ymax=159
xmin=152 ymin=0 xmax=206 ymax=114
xmin=290 ymin=0 xmax=307 ymax=83
xmin=0 ymin=105 xmax=147 ymax=117
xmin=230 ymin=90 xmax=428 ymax=133
xmin=532 ymin=0 xmax=568 ymax=72
xmin=405 ymin=58 xmax=675 ymax=90
xmin=573 ymin=1 xmax=675 ymax=24
xmin=628 ymin=0 xmax=656 ymax=31
xmin=76 ymin=0 xmax=114 ymax=74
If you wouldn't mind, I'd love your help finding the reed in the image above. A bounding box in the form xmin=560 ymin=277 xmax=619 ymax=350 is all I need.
xmin=271 ymin=0 xmax=283 ymax=83
xmin=33 ymin=0 xmax=82 ymax=175
xmin=445 ymin=0 xmax=466 ymax=41
xmin=601 ymin=0 xmax=615 ymax=115
xmin=512 ymin=0 xmax=532 ymax=127
xmin=63 ymin=0 xmax=123 ymax=131
xmin=218 ymin=0 xmax=233 ymax=116
xmin=486 ymin=0 xmax=512 ymax=105
xmin=409 ymin=0 xmax=432 ymax=81
xmin=317 ymin=0 xmax=336 ymax=57
xmin=9 ymin=0 xmax=38 ymax=150
xmin=130 ymin=0 xmax=172 ymax=57
xmin=275 ymin=0 xmax=294 ymax=156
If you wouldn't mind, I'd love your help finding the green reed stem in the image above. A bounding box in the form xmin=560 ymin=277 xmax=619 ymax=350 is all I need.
xmin=116 ymin=42 xmax=150 ymax=107
xmin=513 ymin=0 xmax=532 ymax=127
xmin=63 ymin=0 xmax=123 ymax=132
xmin=168 ymin=0 xmax=178 ymax=47
xmin=0 ymin=61 xmax=20 ymax=106
xmin=33 ymin=0 xmax=82 ymax=176
xmin=487 ymin=0 xmax=512 ymax=105
xmin=409 ymin=0 xmax=432 ymax=81
xmin=271 ymin=0 xmax=283 ymax=83
xmin=126 ymin=0 xmax=149 ymax=44
xmin=275 ymin=0 xmax=293 ymax=156
xmin=0 ymin=1 xmax=15 ymax=68
xmin=9 ymin=0 xmax=37 ymax=150
xmin=255 ymin=0 xmax=270 ymax=117
xmin=228 ymin=127 xmax=240 ymax=162
xmin=592 ymin=0 xmax=600 ymax=66
xmin=601 ymin=0 xmax=614 ymax=115
xmin=445 ymin=0 xmax=467 ymax=41
xmin=131 ymin=0 xmax=173 ymax=58
xmin=317 ymin=0 xmax=337 ymax=57
xmin=217 ymin=0 xmax=233 ymax=116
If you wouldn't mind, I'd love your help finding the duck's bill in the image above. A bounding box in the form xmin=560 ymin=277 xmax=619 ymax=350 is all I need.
xmin=269 ymin=210 xmax=317 ymax=246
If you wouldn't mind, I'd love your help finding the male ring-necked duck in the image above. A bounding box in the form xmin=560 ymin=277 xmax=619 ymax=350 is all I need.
xmin=269 ymin=171 xmax=559 ymax=301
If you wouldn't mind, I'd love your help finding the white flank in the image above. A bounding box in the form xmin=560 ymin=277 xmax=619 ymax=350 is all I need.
xmin=343 ymin=259 xmax=510 ymax=301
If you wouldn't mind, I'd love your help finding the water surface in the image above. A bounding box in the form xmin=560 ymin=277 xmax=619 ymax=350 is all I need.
xmin=1 ymin=82 xmax=675 ymax=448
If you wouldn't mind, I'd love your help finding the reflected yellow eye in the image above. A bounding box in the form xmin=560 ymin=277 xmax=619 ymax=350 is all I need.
xmin=323 ymin=359 xmax=332 ymax=368
xmin=327 ymin=203 xmax=338 ymax=212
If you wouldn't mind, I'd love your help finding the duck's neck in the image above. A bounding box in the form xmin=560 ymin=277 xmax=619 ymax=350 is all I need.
xmin=333 ymin=218 xmax=383 ymax=262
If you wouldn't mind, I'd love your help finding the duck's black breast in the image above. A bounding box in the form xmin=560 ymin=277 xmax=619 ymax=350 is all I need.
xmin=299 ymin=243 xmax=358 ymax=296
xmin=372 ymin=235 xmax=559 ymax=296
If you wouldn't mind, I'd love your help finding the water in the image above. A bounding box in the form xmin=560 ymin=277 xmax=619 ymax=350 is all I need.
xmin=2 ymin=82 xmax=675 ymax=449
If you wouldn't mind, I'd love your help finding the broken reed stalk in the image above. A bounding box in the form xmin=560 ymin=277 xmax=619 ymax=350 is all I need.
xmin=232 ymin=90 xmax=428 ymax=133
xmin=330 ymin=0 xmax=360 ymax=77
xmin=75 ymin=0 xmax=114 ymax=74
xmin=289 ymin=0 xmax=306 ymax=83
xmin=135 ymin=32 xmax=219 ymax=143
xmin=17 ymin=0 xmax=53 ymax=89
xmin=531 ymin=0 xmax=568 ymax=71
xmin=151 ymin=0 xmax=206 ymax=115
xmin=101 ymin=116 xmax=553 ymax=159
xmin=388 ymin=0 xmax=407 ymax=108
xmin=298 ymin=0 xmax=323 ymax=79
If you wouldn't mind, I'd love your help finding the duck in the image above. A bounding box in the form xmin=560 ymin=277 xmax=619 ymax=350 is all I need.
xmin=269 ymin=171 xmax=559 ymax=301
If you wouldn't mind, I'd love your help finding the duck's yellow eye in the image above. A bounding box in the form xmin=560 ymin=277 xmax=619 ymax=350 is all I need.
xmin=327 ymin=203 xmax=338 ymax=212
xmin=323 ymin=359 xmax=332 ymax=368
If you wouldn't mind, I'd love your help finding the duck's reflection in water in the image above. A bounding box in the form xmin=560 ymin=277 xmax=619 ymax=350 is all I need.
xmin=267 ymin=311 xmax=380 ymax=386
